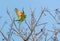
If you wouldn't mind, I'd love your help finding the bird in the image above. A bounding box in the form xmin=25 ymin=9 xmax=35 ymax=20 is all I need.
xmin=15 ymin=8 xmax=26 ymax=22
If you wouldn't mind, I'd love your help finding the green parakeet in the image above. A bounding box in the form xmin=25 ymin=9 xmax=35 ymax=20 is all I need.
xmin=15 ymin=8 xmax=26 ymax=22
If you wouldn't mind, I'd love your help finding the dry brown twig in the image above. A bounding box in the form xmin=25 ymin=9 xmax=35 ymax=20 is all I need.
xmin=6 ymin=8 xmax=27 ymax=40
xmin=0 ymin=7 xmax=59 ymax=41
xmin=0 ymin=21 xmax=8 ymax=41
xmin=44 ymin=8 xmax=58 ymax=23
xmin=0 ymin=28 xmax=8 ymax=41
xmin=36 ymin=25 xmax=46 ymax=41
xmin=35 ymin=25 xmax=46 ymax=35
xmin=1 ymin=21 xmax=7 ymax=30
xmin=46 ymin=25 xmax=60 ymax=41
xmin=24 ymin=8 xmax=46 ymax=41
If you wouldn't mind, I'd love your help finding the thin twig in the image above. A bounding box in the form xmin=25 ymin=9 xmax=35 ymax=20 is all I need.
xmin=0 ymin=31 xmax=8 ymax=41
xmin=25 ymin=9 xmax=45 ymax=41
xmin=25 ymin=20 xmax=31 ymax=31
xmin=37 ymin=29 xmax=45 ymax=41
xmin=8 ymin=19 xmax=14 ymax=41
xmin=47 ymin=35 xmax=53 ymax=41
xmin=1 ymin=21 xmax=7 ymax=30
xmin=37 ymin=22 xmax=48 ymax=26
xmin=46 ymin=9 xmax=58 ymax=23
xmin=35 ymin=25 xmax=46 ymax=35
xmin=0 ymin=21 xmax=8 ymax=41
xmin=6 ymin=8 xmax=26 ymax=40
xmin=7 ymin=8 xmax=18 ymax=30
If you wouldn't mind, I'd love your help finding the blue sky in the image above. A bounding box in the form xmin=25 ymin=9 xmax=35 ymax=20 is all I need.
xmin=0 ymin=0 xmax=60 ymax=41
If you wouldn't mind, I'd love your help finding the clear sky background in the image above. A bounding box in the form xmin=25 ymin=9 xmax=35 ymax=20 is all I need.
xmin=0 ymin=0 xmax=60 ymax=41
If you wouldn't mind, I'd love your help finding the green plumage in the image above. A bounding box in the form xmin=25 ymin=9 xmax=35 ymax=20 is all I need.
xmin=19 ymin=14 xmax=26 ymax=22
xmin=15 ymin=8 xmax=26 ymax=22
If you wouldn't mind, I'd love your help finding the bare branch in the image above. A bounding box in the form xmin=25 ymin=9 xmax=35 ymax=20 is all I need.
xmin=6 ymin=8 xmax=27 ymax=40
xmin=1 ymin=21 xmax=7 ymax=30
xmin=47 ymin=35 xmax=53 ymax=41
xmin=0 ymin=21 xmax=8 ymax=41
xmin=46 ymin=9 xmax=58 ymax=23
xmin=36 ymin=25 xmax=46 ymax=35
xmin=6 ymin=8 xmax=18 ymax=30
xmin=25 ymin=8 xmax=45 ymax=41
xmin=0 ymin=31 xmax=8 ymax=41
xmin=25 ymin=20 xmax=31 ymax=31
xmin=7 ymin=20 xmax=14 ymax=41
xmin=37 ymin=22 xmax=48 ymax=26
xmin=30 ymin=8 xmax=36 ymax=26
xmin=37 ymin=29 xmax=45 ymax=41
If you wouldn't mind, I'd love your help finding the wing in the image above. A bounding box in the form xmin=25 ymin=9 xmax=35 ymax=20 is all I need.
xmin=15 ymin=8 xmax=22 ymax=19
